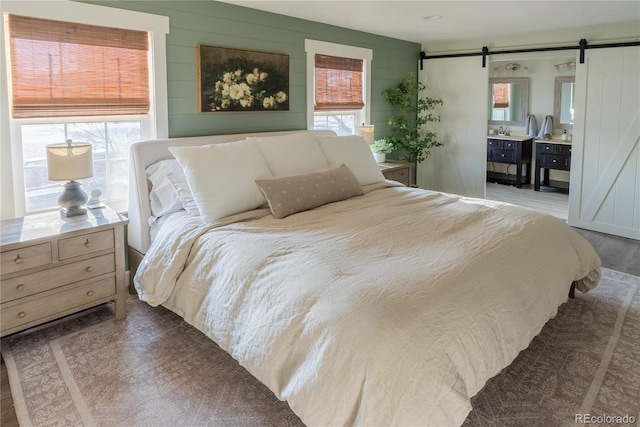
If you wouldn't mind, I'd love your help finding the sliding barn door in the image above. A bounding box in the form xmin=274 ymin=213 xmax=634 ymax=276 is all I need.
xmin=417 ymin=57 xmax=488 ymax=198
xmin=569 ymin=46 xmax=640 ymax=240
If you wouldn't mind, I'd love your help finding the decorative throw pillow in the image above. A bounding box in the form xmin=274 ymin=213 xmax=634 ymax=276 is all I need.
xmin=256 ymin=132 xmax=330 ymax=177
xmin=169 ymin=138 xmax=273 ymax=222
xmin=317 ymin=135 xmax=385 ymax=186
xmin=255 ymin=164 xmax=363 ymax=219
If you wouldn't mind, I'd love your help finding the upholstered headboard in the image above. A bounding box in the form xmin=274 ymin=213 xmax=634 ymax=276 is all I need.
xmin=128 ymin=129 xmax=336 ymax=259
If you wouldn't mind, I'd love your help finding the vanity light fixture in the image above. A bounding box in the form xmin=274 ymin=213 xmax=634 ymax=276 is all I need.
xmin=554 ymin=60 xmax=576 ymax=75
xmin=492 ymin=62 xmax=529 ymax=77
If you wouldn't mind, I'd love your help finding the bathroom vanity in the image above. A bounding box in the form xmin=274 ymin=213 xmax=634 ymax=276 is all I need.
xmin=486 ymin=135 xmax=533 ymax=188
xmin=534 ymin=140 xmax=572 ymax=191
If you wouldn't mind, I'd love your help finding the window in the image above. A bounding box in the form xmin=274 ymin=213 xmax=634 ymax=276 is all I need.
xmin=21 ymin=120 xmax=141 ymax=212
xmin=305 ymin=40 xmax=372 ymax=136
xmin=1 ymin=1 xmax=169 ymax=216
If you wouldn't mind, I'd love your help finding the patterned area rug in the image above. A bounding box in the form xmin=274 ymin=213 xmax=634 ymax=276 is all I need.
xmin=2 ymin=268 xmax=638 ymax=427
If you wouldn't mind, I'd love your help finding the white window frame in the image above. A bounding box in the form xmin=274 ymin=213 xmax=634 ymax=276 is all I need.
xmin=1 ymin=0 xmax=169 ymax=217
xmin=304 ymin=39 xmax=373 ymax=132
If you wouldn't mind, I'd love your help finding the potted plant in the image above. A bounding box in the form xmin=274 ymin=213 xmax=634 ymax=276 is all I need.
xmin=370 ymin=138 xmax=394 ymax=163
xmin=382 ymin=73 xmax=444 ymax=166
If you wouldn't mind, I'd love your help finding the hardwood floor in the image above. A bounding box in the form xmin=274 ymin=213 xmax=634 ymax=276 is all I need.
xmin=1 ymin=186 xmax=637 ymax=425
xmin=486 ymin=182 xmax=569 ymax=220
xmin=0 ymin=356 xmax=18 ymax=427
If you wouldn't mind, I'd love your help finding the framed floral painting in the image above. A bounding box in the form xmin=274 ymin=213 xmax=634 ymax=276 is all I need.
xmin=198 ymin=44 xmax=289 ymax=112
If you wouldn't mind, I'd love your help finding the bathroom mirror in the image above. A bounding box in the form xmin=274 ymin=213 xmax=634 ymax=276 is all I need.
xmin=554 ymin=76 xmax=575 ymax=130
xmin=488 ymin=78 xmax=529 ymax=126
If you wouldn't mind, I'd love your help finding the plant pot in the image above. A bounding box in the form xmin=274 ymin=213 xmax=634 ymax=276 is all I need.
xmin=373 ymin=152 xmax=386 ymax=163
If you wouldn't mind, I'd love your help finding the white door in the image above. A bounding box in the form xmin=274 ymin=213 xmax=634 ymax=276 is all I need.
xmin=569 ymin=46 xmax=640 ymax=240
xmin=417 ymin=57 xmax=488 ymax=198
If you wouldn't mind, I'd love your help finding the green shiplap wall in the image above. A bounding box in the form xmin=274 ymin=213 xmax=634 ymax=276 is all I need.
xmin=80 ymin=0 xmax=419 ymax=138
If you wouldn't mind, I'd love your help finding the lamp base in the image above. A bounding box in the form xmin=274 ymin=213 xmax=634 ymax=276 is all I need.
xmin=58 ymin=180 xmax=89 ymax=217
xmin=60 ymin=206 xmax=87 ymax=217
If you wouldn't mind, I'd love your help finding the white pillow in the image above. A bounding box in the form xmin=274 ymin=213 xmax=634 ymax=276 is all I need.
xmin=167 ymin=171 xmax=200 ymax=217
xmin=169 ymin=138 xmax=273 ymax=222
xmin=317 ymin=135 xmax=385 ymax=186
xmin=256 ymin=132 xmax=329 ymax=177
xmin=145 ymin=159 xmax=186 ymax=218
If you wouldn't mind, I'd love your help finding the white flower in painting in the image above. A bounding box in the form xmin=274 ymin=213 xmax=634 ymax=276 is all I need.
xmin=235 ymin=69 xmax=242 ymax=78
xmin=221 ymin=99 xmax=230 ymax=108
xmin=214 ymin=81 xmax=224 ymax=92
xmin=223 ymin=72 xmax=234 ymax=84
xmin=239 ymin=83 xmax=251 ymax=96
xmin=229 ymin=84 xmax=245 ymax=100
xmin=246 ymin=73 xmax=258 ymax=85
xmin=240 ymin=96 xmax=254 ymax=107
xmin=259 ymin=72 xmax=268 ymax=82
xmin=276 ymin=91 xmax=287 ymax=103
xmin=263 ymin=96 xmax=275 ymax=109
xmin=221 ymin=83 xmax=230 ymax=98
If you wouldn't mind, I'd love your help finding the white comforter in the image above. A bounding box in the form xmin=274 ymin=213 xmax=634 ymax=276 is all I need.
xmin=135 ymin=184 xmax=601 ymax=427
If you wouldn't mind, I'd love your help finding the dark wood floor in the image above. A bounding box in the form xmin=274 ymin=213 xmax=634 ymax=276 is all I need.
xmin=1 ymin=229 xmax=638 ymax=426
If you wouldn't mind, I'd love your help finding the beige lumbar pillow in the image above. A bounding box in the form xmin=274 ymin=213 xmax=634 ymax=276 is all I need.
xmin=255 ymin=164 xmax=363 ymax=219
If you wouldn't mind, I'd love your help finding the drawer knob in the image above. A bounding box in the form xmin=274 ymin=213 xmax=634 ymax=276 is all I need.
xmin=14 ymin=254 xmax=23 ymax=264
xmin=86 ymin=290 xmax=94 ymax=297
xmin=18 ymin=311 xmax=26 ymax=318
xmin=553 ymin=159 xmax=557 ymax=163
xmin=84 ymin=239 xmax=92 ymax=248
xmin=16 ymin=284 xmax=25 ymax=291
xmin=85 ymin=266 xmax=94 ymax=273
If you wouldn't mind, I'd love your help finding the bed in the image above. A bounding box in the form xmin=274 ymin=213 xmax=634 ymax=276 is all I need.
xmin=129 ymin=129 xmax=601 ymax=426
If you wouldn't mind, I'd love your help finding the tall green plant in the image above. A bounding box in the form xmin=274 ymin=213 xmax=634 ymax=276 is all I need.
xmin=382 ymin=73 xmax=444 ymax=163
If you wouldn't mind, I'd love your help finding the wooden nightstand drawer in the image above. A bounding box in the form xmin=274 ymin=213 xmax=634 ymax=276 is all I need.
xmin=379 ymin=161 xmax=411 ymax=186
xmin=393 ymin=168 xmax=409 ymax=181
xmin=1 ymin=277 xmax=116 ymax=332
xmin=2 ymin=253 xmax=115 ymax=303
xmin=58 ymin=229 xmax=114 ymax=260
xmin=0 ymin=243 xmax=52 ymax=276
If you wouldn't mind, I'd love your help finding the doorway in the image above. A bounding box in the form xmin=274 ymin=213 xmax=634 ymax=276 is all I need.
xmin=484 ymin=55 xmax=575 ymax=220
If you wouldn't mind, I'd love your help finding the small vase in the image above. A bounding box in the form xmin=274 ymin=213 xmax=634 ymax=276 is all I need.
xmin=373 ymin=152 xmax=386 ymax=163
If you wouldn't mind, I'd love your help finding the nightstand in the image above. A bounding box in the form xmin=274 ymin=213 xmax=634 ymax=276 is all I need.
xmin=0 ymin=207 xmax=128 ymax=337
xmin=378 ymin=161 xmax=411 ymax=186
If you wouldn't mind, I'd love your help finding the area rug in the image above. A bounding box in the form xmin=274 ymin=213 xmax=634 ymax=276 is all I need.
xmin=2 ymin=268 xmax=639 ymax=427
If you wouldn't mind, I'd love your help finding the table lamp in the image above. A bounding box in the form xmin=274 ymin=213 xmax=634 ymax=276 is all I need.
xmin=359 ymin=125 xmax=375 ymax=144
xmin=46 ymin=140 xmax=93 ymax=217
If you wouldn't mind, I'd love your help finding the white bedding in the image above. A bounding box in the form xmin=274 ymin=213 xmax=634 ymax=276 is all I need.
xmin=135 ymin=184 xmax=601 ymax=426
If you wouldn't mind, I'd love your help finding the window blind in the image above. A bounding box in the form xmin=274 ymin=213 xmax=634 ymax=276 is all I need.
xmin=314 ymin=54 xmax=364 ymax=111
xmin=492 ymin=83 xmax=510 ymax=109
xmin=8 ymin=14 xmax=150 ymax=118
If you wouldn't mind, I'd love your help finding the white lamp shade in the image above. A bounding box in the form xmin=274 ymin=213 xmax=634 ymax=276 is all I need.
xmin=359 ymin=125 xmax=375 ymax=144
xmin=46 ymin=143 xmax=93 ymax=181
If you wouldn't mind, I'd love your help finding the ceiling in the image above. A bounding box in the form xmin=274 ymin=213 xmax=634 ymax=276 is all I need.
xmin=217 ymin=1 xmax=640 ymax=46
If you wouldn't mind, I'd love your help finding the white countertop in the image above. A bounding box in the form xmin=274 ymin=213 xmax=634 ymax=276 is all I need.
xmin=487 ymin=134 xmax=534 ymax=141
xmin=535 ymin=138 xmax=572 ymax=145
